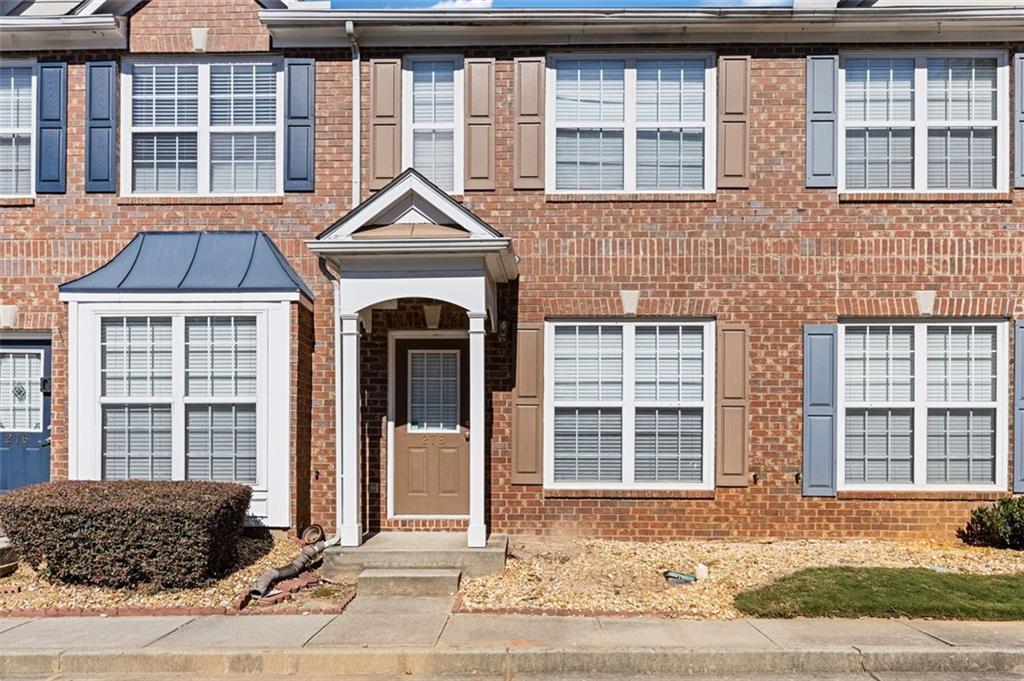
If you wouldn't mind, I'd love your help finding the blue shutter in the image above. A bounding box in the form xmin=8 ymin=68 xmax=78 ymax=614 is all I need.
xmin=284 ymin=58 xmax=315 ymax=192
xmin=1015 ymin=321 xmax=1024 ymax=493
xmin=85 ymin=61 xmax=117 ymax=193
xmin=36 ymin=61 xmax=67 ymax=193
xmin=1015 ymin=54 xmax=1023 ymax=189
xmin=806 ymin=55 xmax=838 ymax=189
xmin=803 ymin=324 xmax=838 ymax=496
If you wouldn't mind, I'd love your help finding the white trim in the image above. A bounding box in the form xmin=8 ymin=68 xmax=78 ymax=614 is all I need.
xmin=836 ymin=320 xmax=1009 ymax=493
xmin=544 ymin=51 xmax=717 ymax=195
xmin=401 ymin=54 xmax=465 ymax=195
xmin=543 ymin=318 xmax=716 ymax=491
xmin=837 ymin=49 xmax=1010 ymax=195
xmin=66 ymin=300 xmax=292 ymax=527
xmin=387 ymin=329 xmax=469 ymax=521
xmin=60 ymin=292 xmax=302 ymax=303
xmin=119 ymin=55 xmax=285 ymax=199
xmin=0 ymin=59 xmax=37 ymax=199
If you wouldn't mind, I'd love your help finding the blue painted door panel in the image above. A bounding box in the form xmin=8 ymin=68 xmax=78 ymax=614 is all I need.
xmin=0 ymin=340 xmax=51 ymax=493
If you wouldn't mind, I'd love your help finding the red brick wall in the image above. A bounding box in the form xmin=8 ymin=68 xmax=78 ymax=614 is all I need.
xmin=2 ymin=12 xmax=1022 ymax=540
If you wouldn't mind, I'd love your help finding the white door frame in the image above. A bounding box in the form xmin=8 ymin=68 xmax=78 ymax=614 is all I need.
xmin=387 ymin=329 xmax=471 ymax=521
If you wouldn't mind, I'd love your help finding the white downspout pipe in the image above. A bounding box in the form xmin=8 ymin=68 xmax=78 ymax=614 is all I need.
xmin=347 ymin=20 xmax=360 ymax=208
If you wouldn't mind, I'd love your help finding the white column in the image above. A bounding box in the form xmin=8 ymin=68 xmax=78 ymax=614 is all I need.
xmin=340 ymin=313 xmax=363 ymax=547
xmin=467 ymin=311 xmax=487 ymax=548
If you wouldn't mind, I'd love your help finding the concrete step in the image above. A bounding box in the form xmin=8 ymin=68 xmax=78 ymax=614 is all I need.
xmin=357 ymin=568 xmax=461 ymax=597
xmin=324 ymin=532 xmax=507 ymax=580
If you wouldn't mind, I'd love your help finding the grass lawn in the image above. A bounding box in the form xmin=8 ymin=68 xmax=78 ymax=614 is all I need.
xmin=734 ymin=566 xmax=1024 ymax=620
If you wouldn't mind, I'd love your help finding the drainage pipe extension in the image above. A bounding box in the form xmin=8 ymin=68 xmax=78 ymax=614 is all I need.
xmin=249 ymin=538 xmax=335 ymax=598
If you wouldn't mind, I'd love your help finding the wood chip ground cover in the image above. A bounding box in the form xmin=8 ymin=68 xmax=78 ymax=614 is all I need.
xmin=0 ymin=536 xmax=353 ymax=612
xmin=459 ymin=538 xmax=1024 ymax=619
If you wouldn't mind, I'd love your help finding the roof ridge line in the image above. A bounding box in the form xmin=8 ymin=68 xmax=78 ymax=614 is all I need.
xmin=237 ymin=232 xmax=261 ymax=290
xmin=176 ymin=232 xmax=203 ymax=289
xmin=116 ymin=233 xmax=145 ymax=289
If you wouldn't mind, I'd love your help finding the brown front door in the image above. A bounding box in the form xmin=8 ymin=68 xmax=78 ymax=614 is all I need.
xmin=393 ymin=338 xmax=470 ymax=516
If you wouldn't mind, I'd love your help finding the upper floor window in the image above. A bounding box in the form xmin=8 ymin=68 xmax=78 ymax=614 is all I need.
xmin=547 ymin=54 xmax=715 ymax=194
xmin=837 ymin=322 xmax=1008 ymax=491
xmin=402 ymin=56 xmax=463 ymax=194
xmin=839 ymin=52 xmax=1009 ymax=193
xmin=121 ymin=58 xmax=282 ymax=196
xmin=0 ymin=64 xmax=34 ymax=197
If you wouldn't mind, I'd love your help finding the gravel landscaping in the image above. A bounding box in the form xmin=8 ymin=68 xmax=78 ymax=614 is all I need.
xmin=0 ymin=535 xmax=354 ymax=613
xmin=459 ymin=538 xmax=1024 ymax=619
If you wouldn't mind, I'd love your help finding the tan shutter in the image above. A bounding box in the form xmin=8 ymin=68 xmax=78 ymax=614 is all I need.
xmin=513 ymin=57 xmax=545 ymax=190
xmin=369 ymin=58 xmax=402 ymax=190
xmin=716 ymin=324 xmax=749 ymax=487
xmin=464 ymin=58 xmax=495 ymax=191
xmin=511 ymin=323 xmax=543 ymax=484
xmin=717 ymin=56 xmax=751 ymax=189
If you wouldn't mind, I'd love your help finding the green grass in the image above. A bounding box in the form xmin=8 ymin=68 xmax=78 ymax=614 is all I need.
xmin=734 ymin=567 xmax=1024 ymax=620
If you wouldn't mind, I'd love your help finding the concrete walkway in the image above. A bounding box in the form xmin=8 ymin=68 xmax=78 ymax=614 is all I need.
xmin=1 ymin=596 xmax=1022 ymax=678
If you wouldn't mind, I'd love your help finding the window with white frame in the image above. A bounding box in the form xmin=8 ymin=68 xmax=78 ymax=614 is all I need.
xmin=545 ymin=320 xmax=715 ymax=489
xmin=840 ymin=52 xmax=1008 ymax=192
xmin=403 ymin=56 xmax=462 ymax=194
xmin=0 ymin=64 xmax=34 ymax=196
xmin=838 ymin=322 xmax=1007 ymax=490
xmin=548 ymin=54 xmax=715 ymax=193
xmin=123 ymin=59 xmax=282 ymax=196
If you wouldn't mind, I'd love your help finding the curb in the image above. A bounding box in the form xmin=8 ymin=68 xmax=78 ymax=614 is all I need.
xmin=2 ymin=646 xmax=1022 ymax=677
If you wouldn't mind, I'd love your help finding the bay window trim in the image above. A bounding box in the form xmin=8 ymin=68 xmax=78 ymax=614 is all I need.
xmin=66 ymin=300 xmax=292 ymax=527
xmin=543 ymin=318 xmax=716 ymax=491
xmin=0 ymin=58 xmax=37 ymax=198
xmin=837 ymin=49 xmax=1010 ymax=194
xmin=544 ymin=51 xmax=717 ymax=195
xmin=836 ymin=319 xmax=1009 ymax=493
xmin=401 ymin=53 xmax=465 ymax=195
xmin=119 ymin=55 xmax=285 ymax=198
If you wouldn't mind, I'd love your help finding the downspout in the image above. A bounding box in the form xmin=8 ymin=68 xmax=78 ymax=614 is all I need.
xmin=347 ymin=20 xmax=360 ymax=208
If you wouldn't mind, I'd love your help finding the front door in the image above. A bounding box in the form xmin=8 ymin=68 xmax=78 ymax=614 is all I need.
xmin=393 ymin=338 xmax=470 ymax=516
xmin=0 ymin=339 xmax=51 ymax=493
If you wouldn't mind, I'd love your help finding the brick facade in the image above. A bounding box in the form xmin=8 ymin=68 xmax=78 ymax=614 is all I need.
xmin=2 ymin=1 xmax=1022 ymax=541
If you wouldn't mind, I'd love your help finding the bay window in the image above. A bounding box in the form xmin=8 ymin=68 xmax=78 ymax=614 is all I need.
xmin=122 ymin=58 xmax=282 ymax=196
xmin=545 ymin=320 xmax=715 ymax=489
xmin=837 ymin=321 xmax=1007 ymax=491
xmin=548 ymin=54 xmax=715 ymax=193
xmin=0 ymin=63 xmax=34 ymax=196
xmin=839 ymin=51 xmax=1009 ymax=192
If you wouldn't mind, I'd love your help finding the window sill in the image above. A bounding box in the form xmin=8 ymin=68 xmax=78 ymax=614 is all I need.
xmin=543 ymin=488 xmax=716 ymax=500
xmin=545 ymin=192 xmax=717 ymax=203
xmin=839 ymin=192 xmax=1014 ymax=203
xmin=0 ymin=197 xmax=35 ymax=207
xmin=837 ymin=490 xmax=1012 ymax=502
xmin=117 ymin=195 xmax=286 ymax=206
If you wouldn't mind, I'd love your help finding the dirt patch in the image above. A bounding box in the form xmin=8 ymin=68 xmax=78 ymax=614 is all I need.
xmin=0 ymin=536 xmax=355 ymax=613
xmin=459 ymin=538 xmax=1024 ymax=619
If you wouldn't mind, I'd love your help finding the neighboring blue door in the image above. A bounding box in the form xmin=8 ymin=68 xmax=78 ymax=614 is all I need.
xmin=0 ymin=340 xmax=51 ymax=493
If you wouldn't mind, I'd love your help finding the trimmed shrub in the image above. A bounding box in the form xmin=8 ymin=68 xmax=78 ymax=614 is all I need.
xmin=0 ymin=480 xmax=251 ymax=588
xmin=958 ymin=497 xmax=1024 ymax=550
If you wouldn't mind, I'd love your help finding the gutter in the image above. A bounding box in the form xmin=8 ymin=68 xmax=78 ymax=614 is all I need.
xmin=346 ymin=20 xmax=360 ymax=209
xmin=0 ymin=14 xmax=127 ymax=50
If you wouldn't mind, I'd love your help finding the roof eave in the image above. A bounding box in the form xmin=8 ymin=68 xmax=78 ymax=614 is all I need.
xmin=306 ymin=238 xmax=519 ymax=282
xmin=0 ymin=14 xmax=126 ymax=50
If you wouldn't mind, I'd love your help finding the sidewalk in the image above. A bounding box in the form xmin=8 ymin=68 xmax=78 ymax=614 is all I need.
xmin=1 ymin=596 xmax=1022 ymax=678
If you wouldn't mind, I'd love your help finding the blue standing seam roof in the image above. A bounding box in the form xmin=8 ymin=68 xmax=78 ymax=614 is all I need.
xmin=59 ymin=231 xmax=314 ymax=300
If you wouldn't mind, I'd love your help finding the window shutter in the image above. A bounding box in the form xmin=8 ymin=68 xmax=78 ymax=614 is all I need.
xmin=716 ymin=324 xmax=749 ymax=487
xmin=513 ymin=57 xmax=545 ymax=190
xmin=511 ymin=323 xmax=543 ymax=484
xmin=806 ymin=55 xmax=838 ymax=188
xmin=283 ymin=58 xmax=315 ymax=192
xmin=1015 ymin=321 xmax=1024 ymax=493
xmin=464 ymin=58 xmax=495 ymax=191
xmin=369 ymin=58 xmax=402 ymax=190
xmin=803 ymin=324 xmax=838 ymax=496
xmin=1015 ymin=54 xmax=1023 ymax=189
xmin=85 ymin=61 xmax=117 ymax=193
xmin=36 ymin=61 xmax=67 ymax=194
xmin=717 ymin=56 xmax=751 ymax=189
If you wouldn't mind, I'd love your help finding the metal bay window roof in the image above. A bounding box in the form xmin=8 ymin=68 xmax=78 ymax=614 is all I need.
xmin=59 ymin=231 xmax=314 ymax=299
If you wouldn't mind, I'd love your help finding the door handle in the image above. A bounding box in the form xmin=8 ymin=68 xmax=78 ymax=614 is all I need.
xmin=40 ymin=438 xmax=51 ymax=447
xmin=464 ymin=430 xmax=470 ymax=442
